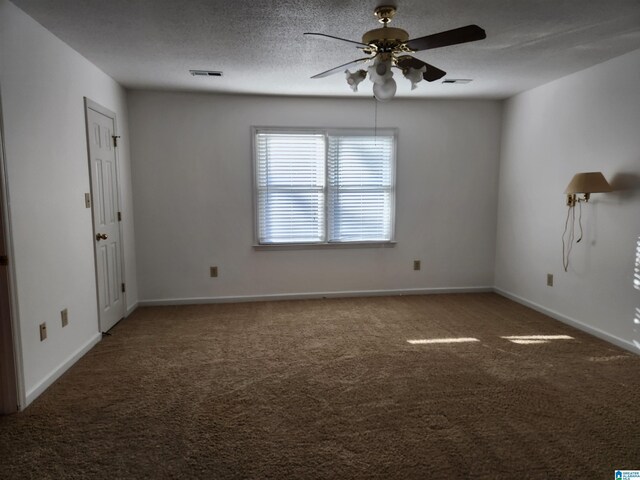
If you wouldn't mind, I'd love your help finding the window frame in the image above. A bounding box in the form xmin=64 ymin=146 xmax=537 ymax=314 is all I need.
xmin=252 ymin=126 xmax=397 ymax=249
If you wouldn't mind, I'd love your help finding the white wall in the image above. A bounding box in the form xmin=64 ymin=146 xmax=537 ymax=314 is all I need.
xmin=495 ymin=49 xmax=640 ymax=351
xmin=128 ymin=91 xmax=502 ymax=302
xmin=0 ymin=0 xmax=138 ymax=405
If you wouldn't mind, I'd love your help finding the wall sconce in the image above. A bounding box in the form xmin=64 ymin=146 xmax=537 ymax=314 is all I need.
xmin=562 ymin=171 xmax=612 ymax=271
xmin=565 ymin=171 xmax=612 ymax=206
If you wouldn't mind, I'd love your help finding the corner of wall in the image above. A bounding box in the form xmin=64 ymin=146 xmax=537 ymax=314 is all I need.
xmin=493 ymin=49 xmax=640 ymax=352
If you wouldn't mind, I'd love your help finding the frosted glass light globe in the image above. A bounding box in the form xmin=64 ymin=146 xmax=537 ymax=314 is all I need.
xmin=368 ymin=57 xmax=393 ymax=85
xmin=345 ymin=69 xmax=367 ymax=92
xmin=404 ymin=66 xmax=427 ymax=90
xmin=373 ymin=77 xmax=397 ymax=101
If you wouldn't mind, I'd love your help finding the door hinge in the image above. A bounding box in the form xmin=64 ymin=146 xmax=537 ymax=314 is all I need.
xmin=0 ymin=255 xmax=8 ymax=266
xmin=117 ymin=211 xmax=122 ymax=222
xmin=121 ymin=283 xmax=126 ymax=293
xmin=112 ymin=135 xmax=121 ymax=148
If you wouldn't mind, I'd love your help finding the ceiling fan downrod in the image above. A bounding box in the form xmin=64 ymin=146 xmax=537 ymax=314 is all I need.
xmin=363 ymin=6 xmax=410 ymax=51
xmin=374 ymin=5 xmax=396 ymax=24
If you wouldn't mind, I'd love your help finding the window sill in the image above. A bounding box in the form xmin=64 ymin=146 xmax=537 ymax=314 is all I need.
xmin=253 ymin=241 xmax=397 ymax=251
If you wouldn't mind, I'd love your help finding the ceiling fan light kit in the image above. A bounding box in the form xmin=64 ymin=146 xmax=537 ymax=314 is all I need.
xmin=305 ymin=6 xmax=486 ymax=101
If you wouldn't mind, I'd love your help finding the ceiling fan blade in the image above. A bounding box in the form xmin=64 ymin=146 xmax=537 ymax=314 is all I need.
xmin=405 ymin=25 xmax=486 ymax=51
xmin=396 ymin=56 xmax=446 ymax=82
xmin=311 ymin=58 xmax=372 ymax=79
xmin=304 ymin=32 xmax=370 ymax=48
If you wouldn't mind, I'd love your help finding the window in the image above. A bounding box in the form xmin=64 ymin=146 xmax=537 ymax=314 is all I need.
xmin=254 ymin=128 xmax=396 ymax=245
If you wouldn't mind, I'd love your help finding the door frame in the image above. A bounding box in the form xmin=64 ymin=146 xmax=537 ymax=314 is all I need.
xmin=83 ymin=98 xmax=127 ymax=332
xmin=0 ymin=85 xmax=25 ymax=413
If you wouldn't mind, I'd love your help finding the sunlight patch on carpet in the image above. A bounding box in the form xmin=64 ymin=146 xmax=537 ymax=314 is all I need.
xmin=502 ymin=334 xmax=573 ymax=344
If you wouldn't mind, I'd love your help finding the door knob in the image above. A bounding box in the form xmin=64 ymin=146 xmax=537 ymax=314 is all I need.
xmin=96 ymin=233 xmax=108 ymax=241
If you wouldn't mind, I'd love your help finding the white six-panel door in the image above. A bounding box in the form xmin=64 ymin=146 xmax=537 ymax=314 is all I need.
xmin=86 ymin=102 xmax=124 ymax=332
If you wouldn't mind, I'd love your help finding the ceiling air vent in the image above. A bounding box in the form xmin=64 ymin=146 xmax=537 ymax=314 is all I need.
xmin=442 ymin=79 xmax=472 ymax=84
xmin=189 ymin=70 xmax=223 ymax=77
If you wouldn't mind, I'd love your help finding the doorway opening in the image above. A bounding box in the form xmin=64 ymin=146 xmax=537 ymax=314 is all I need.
xmin=0 ymin=88 xmax=21 ymax=413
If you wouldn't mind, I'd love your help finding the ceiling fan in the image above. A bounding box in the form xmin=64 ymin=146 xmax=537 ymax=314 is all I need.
xmin=304 ymin=6 xmax=486 ymax=101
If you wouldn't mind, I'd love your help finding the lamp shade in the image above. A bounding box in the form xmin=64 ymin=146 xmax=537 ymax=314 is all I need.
xmin=564 ymin=172 xmax=612 ymax=194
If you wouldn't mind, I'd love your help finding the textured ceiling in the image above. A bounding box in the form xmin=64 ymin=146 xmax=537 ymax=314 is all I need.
xmin=11 ymin=0 xmax=640 ymax=99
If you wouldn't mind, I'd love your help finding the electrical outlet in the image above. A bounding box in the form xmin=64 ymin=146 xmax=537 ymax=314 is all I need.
xmin=210 ymin=266 xmax=218 ymax=278
xmin=413 ymin=260 xmax=421 ymax=271
xmin=39 ymin=322 xmax=47 ymax=341
xmin=547 ymin=273 xmax=554 ymax=287
xmin=61 ymin=308 xmax=68 ymax=327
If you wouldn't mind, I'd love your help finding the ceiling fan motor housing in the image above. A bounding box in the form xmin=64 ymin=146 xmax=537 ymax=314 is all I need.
xmin=364 ymin=6 xmax=409 ymax=51
xmin=362 ymin=27 xmax=409 ymax=47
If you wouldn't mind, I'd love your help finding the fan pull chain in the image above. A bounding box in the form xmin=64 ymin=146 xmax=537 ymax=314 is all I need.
xmin=373 ymin=95 xmax=378 ymax=142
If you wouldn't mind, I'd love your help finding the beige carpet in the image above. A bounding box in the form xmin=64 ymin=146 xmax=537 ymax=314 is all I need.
xmin=1 ymin=293 xmax=639 ymax=479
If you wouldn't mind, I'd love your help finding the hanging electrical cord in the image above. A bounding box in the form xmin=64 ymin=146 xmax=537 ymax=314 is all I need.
xmin=576 ymin=200 xmax=583 ymax=243
xmin=562 ymin=205 xmax=573 ymax=271
xmin=562 ymin=201 xmax=584 ymax=271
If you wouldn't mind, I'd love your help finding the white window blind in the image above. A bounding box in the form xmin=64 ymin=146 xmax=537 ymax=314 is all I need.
xmin=254 ymin=129 xmax=395 ymax=245
xmin=256 ymin=132 xmax=325 ymax=244
xmin=328 ymin=135 xmax=394 ymax=242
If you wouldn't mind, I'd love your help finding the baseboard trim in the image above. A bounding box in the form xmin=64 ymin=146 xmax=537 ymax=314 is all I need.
xmin=139 ymin=286 xmax=494 ymax=307
xmin=24 ymin=332 xmax=101 ymax=408
xmin=494 ymin=287 xmax=638 ymax=354
xmin=126 ymin=302 xmax=138 ymax=317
